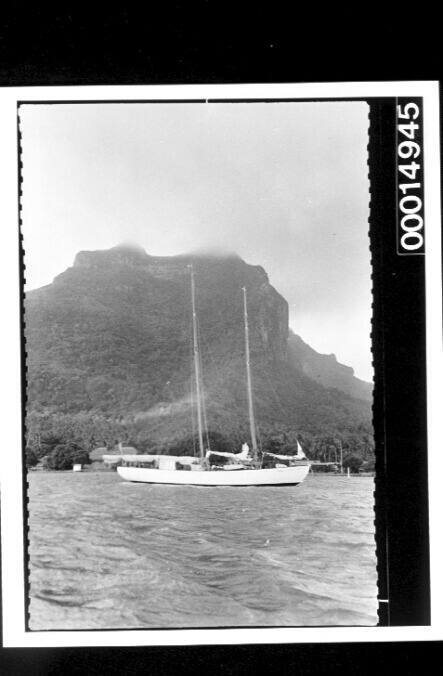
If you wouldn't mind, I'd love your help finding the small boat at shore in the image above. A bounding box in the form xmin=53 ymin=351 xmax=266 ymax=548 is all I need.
xmin=117 ymin=267 xmax=310 ymax=487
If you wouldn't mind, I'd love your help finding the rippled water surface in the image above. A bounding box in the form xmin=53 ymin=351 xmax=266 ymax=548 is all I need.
xmin=28 ymin=472 xmax=377 ymax=629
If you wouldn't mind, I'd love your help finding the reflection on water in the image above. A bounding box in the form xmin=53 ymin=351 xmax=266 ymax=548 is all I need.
xmin=28 ymin=472 xmax=377 ymax=629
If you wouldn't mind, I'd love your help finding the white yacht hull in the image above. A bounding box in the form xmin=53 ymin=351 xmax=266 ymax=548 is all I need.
xmin=117 ymin=464 xmax=310 ymax=486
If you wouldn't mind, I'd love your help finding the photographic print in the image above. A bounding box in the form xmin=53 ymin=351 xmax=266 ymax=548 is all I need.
xmin=0 ymin=82 xmax=440 ymax=647
xmin=21 ymin=99 xmax=375 ymax=630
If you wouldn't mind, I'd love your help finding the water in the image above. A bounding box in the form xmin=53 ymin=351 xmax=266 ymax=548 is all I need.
xmin=28 ymin=472 xmax=378 ymax=629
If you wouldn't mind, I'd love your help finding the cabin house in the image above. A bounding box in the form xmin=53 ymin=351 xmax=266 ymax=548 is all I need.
xmin=90 ymin=444 xmax=138 ymax=467
xmin=102 ymin=446 xmax=138 ymax=469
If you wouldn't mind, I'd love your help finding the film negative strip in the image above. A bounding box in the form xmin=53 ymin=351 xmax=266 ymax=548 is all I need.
xmin=0 ymin=82 xmax=441 ymax=647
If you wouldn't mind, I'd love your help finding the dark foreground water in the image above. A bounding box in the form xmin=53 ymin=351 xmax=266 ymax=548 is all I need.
xmin=28 ymin=472 xmax=377 ymax=629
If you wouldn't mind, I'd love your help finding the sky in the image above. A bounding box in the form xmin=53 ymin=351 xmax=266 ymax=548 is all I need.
xmin=19 ymin=101 xmax=372 ymax=381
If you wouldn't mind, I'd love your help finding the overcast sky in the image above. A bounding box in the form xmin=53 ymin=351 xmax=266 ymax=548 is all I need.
xmin=20 ymin=101 xmax=372 ymax=381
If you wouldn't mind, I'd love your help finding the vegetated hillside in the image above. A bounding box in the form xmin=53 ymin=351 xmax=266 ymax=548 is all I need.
xmin=25 ymin=244 xmax=373 ymax=455
xmin=287 ymin=332 xmax=373 ymax=403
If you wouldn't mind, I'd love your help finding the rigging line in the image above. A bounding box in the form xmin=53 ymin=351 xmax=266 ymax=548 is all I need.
xmin=190 ymin=265 xmax=205 ymax=460
xmin=255 ymin=422 xmax=263 ymax=451
xmin=189 ymin=330 xmax=197 ymax=457
xmin=190 ymin=381 xmax=197 ymax=456
xmin=187 ymin=283 xmax=198 ymax=457
xmin=200 ymin=379 xmax=210 ymax=450
xmin=246 ymin=351 xmax=260 ymax=450
xmin=196 ymin=318 xmax=211 ymax=450
xmin=194 ymin=302 xmax=247 ymax=453
xmin=242 ymin=287 xmax=260 ymax=460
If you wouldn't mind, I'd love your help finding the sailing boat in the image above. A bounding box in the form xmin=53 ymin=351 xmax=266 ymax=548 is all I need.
xmin=117 ymin=267 xmax=310 ymax=487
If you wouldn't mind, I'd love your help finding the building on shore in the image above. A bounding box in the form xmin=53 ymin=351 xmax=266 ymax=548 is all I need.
xmin=90 ymin=443 xmax=138 ymax=469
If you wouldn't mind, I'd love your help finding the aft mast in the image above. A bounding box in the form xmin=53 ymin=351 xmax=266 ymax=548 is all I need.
xmin=190 ymin=265 xmax=205 ymax=461
xmin=242 ymin=287 xmax=258 ymax=457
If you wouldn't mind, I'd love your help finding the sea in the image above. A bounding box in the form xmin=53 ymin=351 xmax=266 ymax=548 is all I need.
xmin=28 ymin=472 xmax=378 ymax=630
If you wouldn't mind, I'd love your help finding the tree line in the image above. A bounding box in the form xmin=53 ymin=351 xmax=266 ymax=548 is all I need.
xmin=25 ymin=411 xmax=374 ymax=472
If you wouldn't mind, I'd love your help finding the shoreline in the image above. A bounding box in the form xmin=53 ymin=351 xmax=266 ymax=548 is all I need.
xmin=28 ymin=468 xmax=375 ymax=478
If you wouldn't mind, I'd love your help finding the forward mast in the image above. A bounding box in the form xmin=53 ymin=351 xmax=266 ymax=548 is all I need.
xmin=242 ymin=287 xmax=258 ymax=459
xmin=190 ymin=265 xmax=205 ymax=461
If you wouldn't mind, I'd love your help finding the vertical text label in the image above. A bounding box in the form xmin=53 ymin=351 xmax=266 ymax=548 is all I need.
xmin=396 ymin=98 xmax=425 ymax=255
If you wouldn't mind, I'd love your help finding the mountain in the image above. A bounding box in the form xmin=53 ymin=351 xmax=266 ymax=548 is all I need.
xmin=24 ymin=244 xmax=372 ymax=449
xmin=287 ymin=333 xmax=372 ymax=402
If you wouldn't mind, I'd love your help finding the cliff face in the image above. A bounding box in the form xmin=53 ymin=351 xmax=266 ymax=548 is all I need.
xmin=25 ymin=244 xmax=371 ymax=443
xmin=71 ymin=245 xmax=288 ymax=362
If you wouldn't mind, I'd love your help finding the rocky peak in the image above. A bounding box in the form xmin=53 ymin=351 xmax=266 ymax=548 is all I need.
xmin=74 ymin=242 xmax=151 ymax=269
xmin=287 ymin=332 xmax=372 ymax=402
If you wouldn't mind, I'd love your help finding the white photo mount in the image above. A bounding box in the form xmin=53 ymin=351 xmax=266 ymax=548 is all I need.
xmin=0 ymin=81 xmax=441 ymax=647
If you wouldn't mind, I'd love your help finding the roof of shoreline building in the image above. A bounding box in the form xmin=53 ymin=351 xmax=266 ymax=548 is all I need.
xmin=90 ymin=446 xmax=138 ymax=461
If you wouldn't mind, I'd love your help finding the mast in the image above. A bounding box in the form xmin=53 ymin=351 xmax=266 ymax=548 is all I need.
xmin=190 ymin=266 xmax=205 ymax=460
xmin=242 ymin=287 xmax=258 ymax=455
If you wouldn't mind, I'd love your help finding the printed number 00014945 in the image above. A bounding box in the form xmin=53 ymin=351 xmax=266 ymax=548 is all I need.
xmin=397 ymin=102 xmax=424 ymax=253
